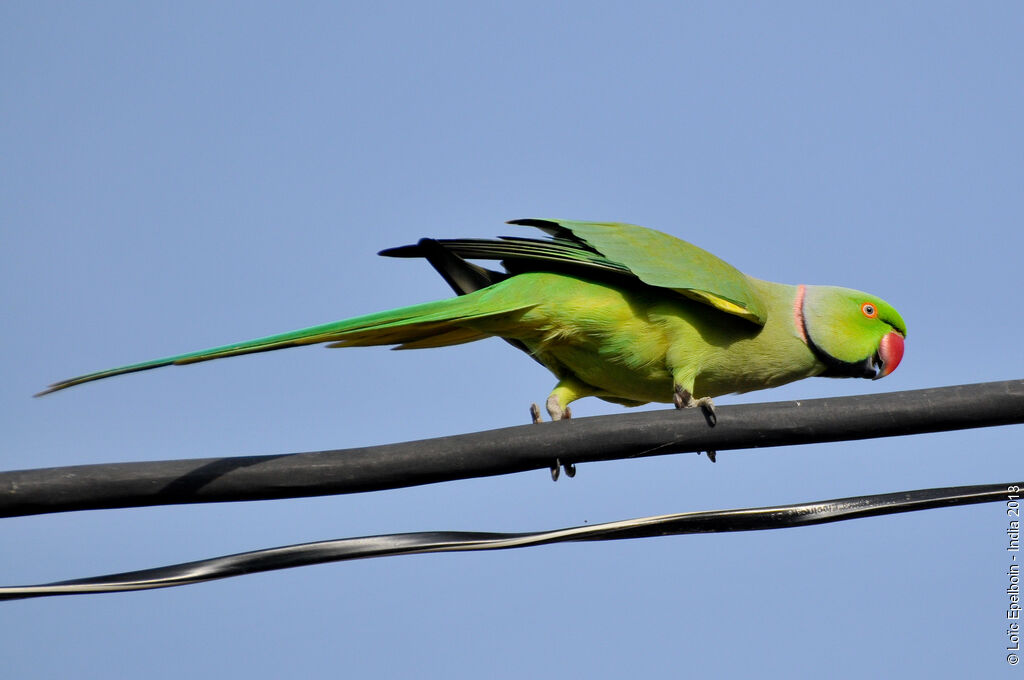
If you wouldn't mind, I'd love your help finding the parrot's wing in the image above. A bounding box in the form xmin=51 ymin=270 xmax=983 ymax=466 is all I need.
xmin=514 ymin=219 xmax=766 ymax=325
xmin=382 ymin=219 xmax=767 ymax=325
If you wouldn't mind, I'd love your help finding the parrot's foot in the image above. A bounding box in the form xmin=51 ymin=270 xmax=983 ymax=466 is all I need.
xmin=529 ymin=401 xmax=576 ymax=480
xmin=548 ymin=398 xmax=575 ymax=478
xmin=530 ymin=400 xmax=573 ymax=423
xmin=673 ymin=386 xmax=718 ymax=462
xmin=672 ymin=387 xmax=717 ymax=426
xmin=545 ymin=394 xmax=571 ymax=421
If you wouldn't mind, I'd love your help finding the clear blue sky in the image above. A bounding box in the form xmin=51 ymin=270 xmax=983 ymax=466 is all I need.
xmin=3 ymin=2 xmax=1022 ymax=677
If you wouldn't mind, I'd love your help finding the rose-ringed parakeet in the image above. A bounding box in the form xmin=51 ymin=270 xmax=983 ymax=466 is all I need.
xmin=38 ymin=219 xmax=906 ymax=466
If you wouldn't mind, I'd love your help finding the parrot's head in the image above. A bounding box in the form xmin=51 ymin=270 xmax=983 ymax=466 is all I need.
xmin=799 ymin=285 xmax=906 ymax=380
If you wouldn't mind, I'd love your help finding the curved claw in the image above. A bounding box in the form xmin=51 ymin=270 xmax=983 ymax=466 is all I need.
xmin=549 ymin=458 xmax=576 ymax=481
xmin=695 ymin=397 xmax=717 ymax=427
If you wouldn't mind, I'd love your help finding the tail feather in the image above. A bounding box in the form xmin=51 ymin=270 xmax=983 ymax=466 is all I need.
xmin=37 ymin=292 xmax=534 ymax=396
xmin=392 ymin=327 xmax=488 ymax=350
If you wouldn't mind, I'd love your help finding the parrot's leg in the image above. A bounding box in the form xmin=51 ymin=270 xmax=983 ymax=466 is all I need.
xmin=533 ymin=377 xmax=594 ymax=480
xmin=672 ymin=383 xmax=718 ymax=463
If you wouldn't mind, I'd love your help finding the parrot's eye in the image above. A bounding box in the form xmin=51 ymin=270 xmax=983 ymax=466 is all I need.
xmin=861 ymin=303 xmax=877 ymax=319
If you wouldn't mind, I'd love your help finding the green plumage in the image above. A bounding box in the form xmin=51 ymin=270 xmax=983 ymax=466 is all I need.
xmin=38 ymin=219 xmax=907 ymax=419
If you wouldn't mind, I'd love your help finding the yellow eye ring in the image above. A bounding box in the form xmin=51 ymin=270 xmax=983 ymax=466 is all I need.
xmin=861 ymin=302 xmax=878 ymax=319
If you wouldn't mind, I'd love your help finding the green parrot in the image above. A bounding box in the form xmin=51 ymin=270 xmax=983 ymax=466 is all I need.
xmin=38 ymin=219 xmax=906 ymax=439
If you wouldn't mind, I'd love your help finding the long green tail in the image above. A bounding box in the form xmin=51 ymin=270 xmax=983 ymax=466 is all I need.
xmin=36 ymin=292 xmax=534 ymax=396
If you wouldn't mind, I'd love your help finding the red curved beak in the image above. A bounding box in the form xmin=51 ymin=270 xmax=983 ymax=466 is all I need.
xmin=874 ymin=331 xmax=905 ymax=379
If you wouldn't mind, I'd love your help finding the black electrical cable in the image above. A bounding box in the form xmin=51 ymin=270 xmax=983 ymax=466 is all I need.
xmin=2 ymin=379 xmax=1022 ymax=518
xmin=1 ymin=481 xmax=1016 ymax=600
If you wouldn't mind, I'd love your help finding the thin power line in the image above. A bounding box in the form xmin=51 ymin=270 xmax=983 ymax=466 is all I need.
xmin=0 ymin=481 xmax=1015 ymax=600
